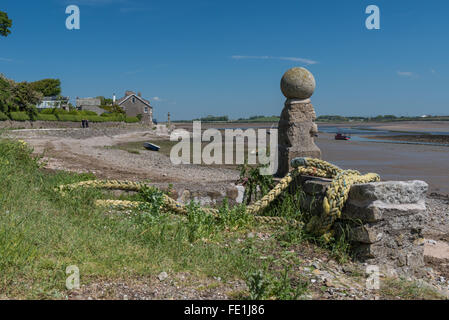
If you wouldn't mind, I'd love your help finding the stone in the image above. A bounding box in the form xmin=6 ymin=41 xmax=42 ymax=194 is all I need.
xmin=424 ymin=240 xmax=449 ymax=262
xmin=276 ymin=99 xmax=321 ymax=176
xmin=276 ymin=67 xmax=321 ymax=177
xmin=158 ymin=271 xmax=168 ymax=282
xmin=280 ymin=67 xmax=316 ymax=100
xmin=348 ymin=181 xmax=428 ymax=205
xmin=302 ymin=178 xmax=330 ymax=195
xmin=349 ymin=225 xmax=383 ymax=244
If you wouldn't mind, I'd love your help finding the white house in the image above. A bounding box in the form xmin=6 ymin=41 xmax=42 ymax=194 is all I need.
xmin=36 ymin=96 xmax=70 ymax=110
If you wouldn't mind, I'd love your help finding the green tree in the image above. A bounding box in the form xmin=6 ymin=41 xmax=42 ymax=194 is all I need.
xmin=29 ymin=79 xmax=61 ymax=97
xmin=0 ymin=10 xmax=12 ymax=37
xmin=96 ymin=96 xmax=113 ymax=106
xmin=0 ymin=74 xmax=13 ymax=113
xmin=9 ymin=81 xmax=41 ymax=119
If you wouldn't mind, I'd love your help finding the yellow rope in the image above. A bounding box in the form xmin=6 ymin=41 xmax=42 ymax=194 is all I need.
xmin=57 ymin=157 xmax=380 ymax=238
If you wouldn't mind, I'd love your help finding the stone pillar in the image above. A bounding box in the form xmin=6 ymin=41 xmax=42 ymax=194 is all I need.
xmin=276 ymin=67 xmax=321 ymax=177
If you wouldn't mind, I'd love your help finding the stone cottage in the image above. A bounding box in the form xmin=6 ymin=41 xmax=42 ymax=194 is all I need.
xmin=76 ymin=97 xmax=104 ymax=115
xmin=116 ymin=91 xmax=153 ymax=124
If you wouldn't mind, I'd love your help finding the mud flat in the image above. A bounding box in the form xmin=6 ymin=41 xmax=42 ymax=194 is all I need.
xmin=318 ymin=121 xmax=449 ymax=133
xmin=366 ymin=134 xmax=449 ymax=144
xmin=316 ymin=133 xmax=449 ymax=195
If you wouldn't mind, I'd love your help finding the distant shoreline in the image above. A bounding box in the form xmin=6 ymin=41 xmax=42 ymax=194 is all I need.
xmin=365 ymin=134 xmax=449 ymax=144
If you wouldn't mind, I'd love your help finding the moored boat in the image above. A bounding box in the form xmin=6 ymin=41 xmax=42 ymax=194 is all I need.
xmin=335 ymin=133 xmax=351 ymax=141
xmin=143 ymin=142 xmax=161 ymax=151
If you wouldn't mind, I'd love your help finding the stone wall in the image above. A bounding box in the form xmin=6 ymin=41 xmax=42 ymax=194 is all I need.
xmin=0 ymin=120 xmax=152 ymax=129
xmin=297 ymin=176 xmax=428 ymax=276
xmin=154 ymin=175 xmax=428 ymax=276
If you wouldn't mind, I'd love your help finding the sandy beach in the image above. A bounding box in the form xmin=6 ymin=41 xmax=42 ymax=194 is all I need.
xmin=7 ymin=121 xmax=449 ymax=195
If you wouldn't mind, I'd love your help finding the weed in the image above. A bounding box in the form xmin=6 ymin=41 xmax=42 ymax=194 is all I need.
xmin=247 ymin=270 xmax=268 ymax=300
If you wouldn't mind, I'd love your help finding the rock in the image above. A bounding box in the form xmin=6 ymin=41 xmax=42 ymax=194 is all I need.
xmin=348 ymin=180 xmax=428 ymax=205
xmin=276 ymin=67 xmax=321 ymax=177
xmin=158 ymin=272 xmax=168 ymax=282
xmin=424 ymin=240 xmax=449 ymax=261
xmin=276 ymin=99 xmax=321 ymax=176
xmin=324 ymin=278 xmax=334 ymax=287
xmin=311 ymin=262 xmax=320 ymax=269
xmin=280 ymin=67 xmax=316 ymax=100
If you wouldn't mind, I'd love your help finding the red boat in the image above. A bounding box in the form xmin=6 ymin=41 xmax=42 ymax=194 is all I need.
xmin=335 ymin=133 xmax=351 ymax=141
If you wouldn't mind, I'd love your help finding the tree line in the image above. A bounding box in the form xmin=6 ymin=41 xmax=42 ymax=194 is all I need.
xmin=0 ymin=75 xmax=63 ymax=120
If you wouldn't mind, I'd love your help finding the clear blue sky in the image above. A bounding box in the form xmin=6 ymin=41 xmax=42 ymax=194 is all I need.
xmin=1 ymin=0 xmax=448 ymax=121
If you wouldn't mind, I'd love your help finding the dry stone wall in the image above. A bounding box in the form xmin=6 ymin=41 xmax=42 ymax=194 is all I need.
xmin=297 ymin=176 xmax=429 ymax=276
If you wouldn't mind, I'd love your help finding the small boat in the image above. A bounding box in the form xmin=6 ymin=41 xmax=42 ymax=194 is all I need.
xmin=143 ymin=142 xmax=161 ymax=151
xmin=335 ymin=133 xmax=351 ymax=141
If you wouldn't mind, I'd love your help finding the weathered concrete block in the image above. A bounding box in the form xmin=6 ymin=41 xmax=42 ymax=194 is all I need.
xmin=349 ymin=224 xmax=384 ymax=244
xmin=342 ymin=201 xmax=427 ymax=223
xmin=348 ymin=180 xmax=428 ymax=205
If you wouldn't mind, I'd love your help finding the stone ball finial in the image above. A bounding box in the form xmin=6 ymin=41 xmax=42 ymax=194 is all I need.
xmin=280 ymin=67 xmax=316 ymax=100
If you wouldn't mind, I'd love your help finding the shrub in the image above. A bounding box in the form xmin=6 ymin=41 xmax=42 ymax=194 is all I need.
xmin=56 ymin=114 xmax=83 ymax=122
xmin=82 ymin=110 xmax=98 ymax=116
xmin=100 ymin=113 xmax=125 ymax=122
xmin=37 ymin=114 xmax=58 ymax=121
xmin=125 ymin=117 xmax=140 ymax=123
xmin=10 ymin=112 xmax=30 ymax=121
xmin=40 ymin=108 xmax=56 ymax=114
xmin=85 ymin=115 xmax=106 ymax=122
xmin=0 ymin=111 xmax=8 ymax=121
xmin=53 ymin=108 xmax=68 ymax=115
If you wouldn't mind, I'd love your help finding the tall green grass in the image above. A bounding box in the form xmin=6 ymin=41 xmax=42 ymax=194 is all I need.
xmin=0 ymin=139 xmax=356 ymax=299
xmin=0 ymin=140 xmax=269 ymax=298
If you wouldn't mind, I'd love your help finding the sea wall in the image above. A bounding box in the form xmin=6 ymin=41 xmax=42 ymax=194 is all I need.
xmin=0 ymin=120 xmax=152 ymax=129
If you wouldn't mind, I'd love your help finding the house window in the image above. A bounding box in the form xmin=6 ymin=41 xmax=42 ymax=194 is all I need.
xmin=144 ymin=107 xmax=149 ymax=114
xmin=132 ymin=97 xmax=136 ymax=103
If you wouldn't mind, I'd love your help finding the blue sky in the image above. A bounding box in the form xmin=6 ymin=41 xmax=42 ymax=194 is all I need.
xmin=1 ymin=0 xmax=448 ymax=121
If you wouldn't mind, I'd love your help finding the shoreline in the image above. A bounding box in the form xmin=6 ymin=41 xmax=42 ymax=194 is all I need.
xmin=365 ymin=134 xmax=449 ymax=144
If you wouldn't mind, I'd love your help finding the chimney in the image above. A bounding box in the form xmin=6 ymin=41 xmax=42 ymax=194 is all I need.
xmin=138 ymin=92 xmax=142 ymax=97
xmin=125 ymin=90 xmax=135 ymax=96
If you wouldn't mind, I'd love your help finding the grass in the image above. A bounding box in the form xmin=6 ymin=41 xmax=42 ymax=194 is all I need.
xmin=380 ymin=278 xmax=445 ymax=300
xmin=0 ymin=139 xmax=313 ymax=299
xmin=0 ymin=138 xmax=444 ymax=300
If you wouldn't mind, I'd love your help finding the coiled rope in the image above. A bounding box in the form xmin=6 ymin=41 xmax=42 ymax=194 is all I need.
xmin=57 ymin=158 xmax=380 ymax=238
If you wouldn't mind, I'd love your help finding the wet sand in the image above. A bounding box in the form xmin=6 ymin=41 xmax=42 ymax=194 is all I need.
xmin=318 ymin=121 xmax=449 ymax=133
xmin=367 ymin=135 xmax=449 ymax=144
xmin=175 ymin=121 xmax=449 ymax=194
xmin=316 ymin=133 xmax=449 ymax=195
